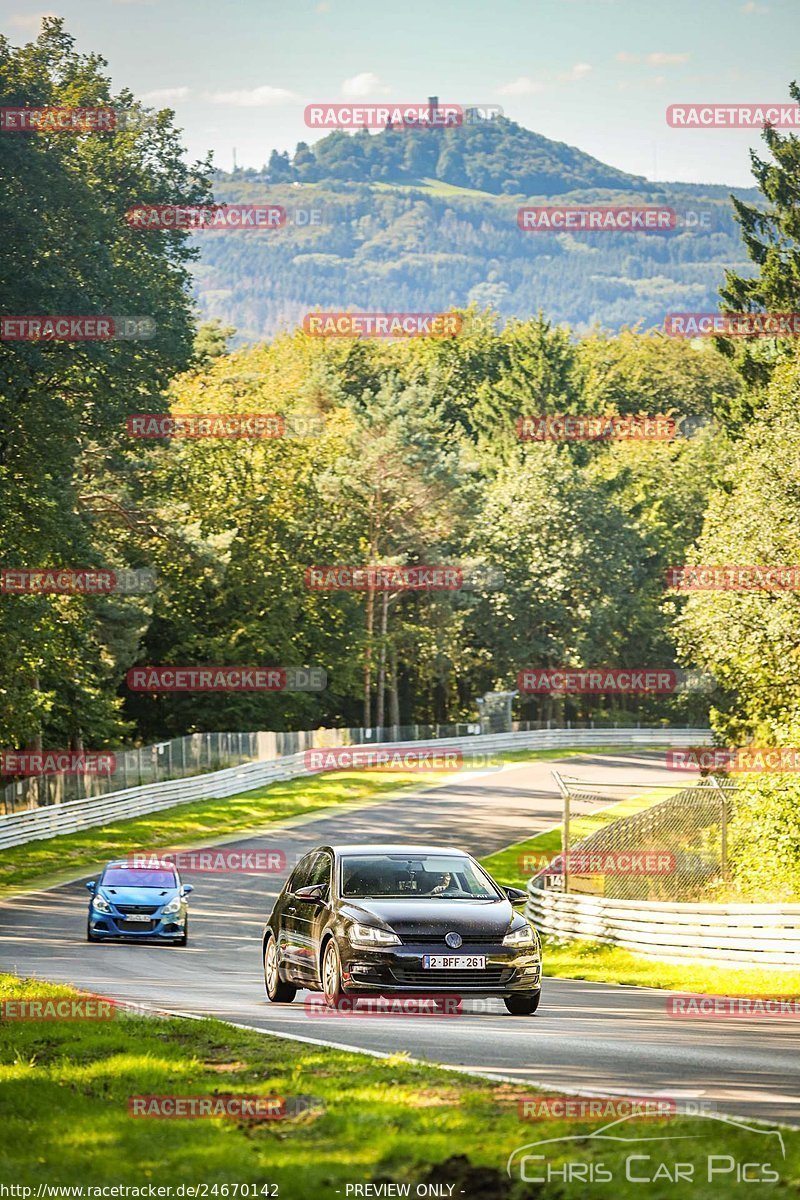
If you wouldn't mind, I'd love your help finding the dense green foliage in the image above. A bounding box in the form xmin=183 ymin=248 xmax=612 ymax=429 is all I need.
xmin=728 ymin=773 xmax=800 ymax=900
xmin=194 ymin=175 xmax=757 ymax=340
xmin=0 ymin=19 xmax=210 ymax=747
xmin=268 ymin=116 xmax=644 ymax=193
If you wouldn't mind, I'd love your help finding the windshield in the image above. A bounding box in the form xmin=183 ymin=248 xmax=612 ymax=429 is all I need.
xmin=340 ymin=854 xmax=499 ymax=899
xmin=101 ymin=867 xmax=177 ymax=889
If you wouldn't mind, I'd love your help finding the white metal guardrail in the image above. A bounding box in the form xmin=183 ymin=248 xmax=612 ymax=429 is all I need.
xmin=0 ymin=726 xmax=710 ymax=850
xmin=526 ymin=888 xmax=800 ymax=968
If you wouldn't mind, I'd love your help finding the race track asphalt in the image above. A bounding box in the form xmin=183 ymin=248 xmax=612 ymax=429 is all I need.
xmin=1 ymin=751 xmax=797 ymax=1127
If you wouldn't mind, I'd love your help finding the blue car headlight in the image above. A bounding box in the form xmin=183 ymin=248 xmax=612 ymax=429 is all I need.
xmin=161 ymin=895 xmax=182 ymax=916
xmin=92 ymin=894 xmax=112 ymax=914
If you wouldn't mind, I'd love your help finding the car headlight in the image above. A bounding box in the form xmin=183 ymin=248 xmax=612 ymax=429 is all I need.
xmin=347 ymin=922 xmax=401 ymax=948
xmin=161 ymin=895 xmax=182 ymax=915
xmin=92 ymin=894 xmax=112 ymax=913
xmin=503 ymin=922 xmax=536 ymax=948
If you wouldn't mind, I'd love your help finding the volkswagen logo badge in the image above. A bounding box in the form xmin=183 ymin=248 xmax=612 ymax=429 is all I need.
xmin=445 ymin=931 xmax=462 ymax=949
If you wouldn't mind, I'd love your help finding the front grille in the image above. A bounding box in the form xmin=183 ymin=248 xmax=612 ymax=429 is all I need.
xmin=115 ymin=904 xmax=159 ymax=915
xmin=389 ymin=967 xmax=513 ymax=987
xmin=116 ymin=919 xmax=157 ymax=932
xmin=403 ymin=933 xmax=494 ymax=945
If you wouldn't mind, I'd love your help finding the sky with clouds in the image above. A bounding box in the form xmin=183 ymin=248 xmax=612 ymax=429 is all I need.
xmin=1 ymin=0 xmax=796 ymax=186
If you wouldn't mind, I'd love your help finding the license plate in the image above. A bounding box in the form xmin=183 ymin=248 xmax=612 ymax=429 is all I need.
xmin=422 ymin=955 xmax=486 ymax=969
xmin=124 ymin=914 xmax=151 ymax=923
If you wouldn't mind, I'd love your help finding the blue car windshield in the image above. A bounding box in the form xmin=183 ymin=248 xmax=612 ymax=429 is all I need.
xmin=102 ymin=868 xmax=177 ymax=888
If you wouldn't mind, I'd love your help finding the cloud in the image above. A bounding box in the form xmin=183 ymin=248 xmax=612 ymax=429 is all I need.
xmin=139 ymin=87 xmax=190 ymax=104
xmin=315 ymin=0 xmax=330 ymax=10
xmin=208 ymin=85 xmax=301 ymax=108
xmin=616 ymin=51 xmax=689 ymax=65
xmin=647 ymin=51 xmax=689 ymax=65
xmin=741 ymin=0 xmax=768 ymax=11
xmin=6 ymin=11 xmax=58 ymax=30
xmin=340 ymin=72 xmax=389 ymax=98
xmin=558 ymin=62 xmax=592 ymax=80
xmin=496 ymin=76 xmax=547 ymax=96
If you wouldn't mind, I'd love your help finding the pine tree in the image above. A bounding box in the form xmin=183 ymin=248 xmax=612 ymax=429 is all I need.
xmin=718 ymin=80 xmax=800 ymax=389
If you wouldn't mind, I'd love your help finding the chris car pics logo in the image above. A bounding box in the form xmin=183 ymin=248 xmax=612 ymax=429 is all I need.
xmin=507 ymin=1111 xmax=785 ymax=1184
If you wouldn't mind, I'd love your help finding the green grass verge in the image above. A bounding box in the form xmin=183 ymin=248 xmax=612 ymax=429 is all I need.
xmin=479 ymin=796 xmax=800 ymax=997
xmin=1 ymin=974 xmax=796 ymax=1197
xmin=0 ymin=745 xmax=632 ymax=895
xmin=539 ymin=938 xmax=800 ymax=997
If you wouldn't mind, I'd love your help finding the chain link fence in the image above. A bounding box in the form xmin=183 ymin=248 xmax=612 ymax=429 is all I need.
xmin=531 ymin=774 xmax=738 ymax=901
xmin=2 ymin=718 xmax=696 ymax=817
xmin=0 ymin=732 xmax=262 ymax=815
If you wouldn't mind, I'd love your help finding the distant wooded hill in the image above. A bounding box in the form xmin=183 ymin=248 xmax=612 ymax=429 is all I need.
xmin=190 ymin=115 xmax=759 ymax=341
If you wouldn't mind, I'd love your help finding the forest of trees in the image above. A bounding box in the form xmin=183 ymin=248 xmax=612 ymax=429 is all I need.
xmin=3 ymin=22 xmax=800 ymax=778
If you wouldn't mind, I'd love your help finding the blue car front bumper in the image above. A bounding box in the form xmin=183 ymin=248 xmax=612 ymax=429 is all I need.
xmin=88 ymin=909 xmax=186 ymax=940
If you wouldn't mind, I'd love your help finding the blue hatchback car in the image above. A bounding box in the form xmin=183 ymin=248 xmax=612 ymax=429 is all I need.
xmin=86 ymin=860 xmax=193 ymax=945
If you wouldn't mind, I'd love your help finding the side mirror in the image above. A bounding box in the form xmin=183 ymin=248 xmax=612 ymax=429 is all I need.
xmin=504 ymin=885 xmax=527 ymax=904
xmin=85 ymin=880 xmax=96 ymax=893
xmin=294 ymin=884 xmax=326 ymax=904
xmin=181 ymin=884 xmax=194 ymax=896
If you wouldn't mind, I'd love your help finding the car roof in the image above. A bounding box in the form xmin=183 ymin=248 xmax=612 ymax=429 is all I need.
xmin=103 ymin=859 xmax=177 ymax=870
xmin=327 ymin=844 xmax=471 ymax=857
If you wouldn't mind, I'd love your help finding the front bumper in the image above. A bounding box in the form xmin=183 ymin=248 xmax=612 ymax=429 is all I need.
xmin=339 ymin=941 xmax=542 ymax=996
xmin=88 ymin=910 xmax=186 ymax=940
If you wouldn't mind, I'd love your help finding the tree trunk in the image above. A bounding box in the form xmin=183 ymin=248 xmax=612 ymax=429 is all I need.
xmin=363 ymin=589 xmax=374 ymax=728
xmin=389 ymin=642 xmax=400 ymax=732
xmin=376 ymin=590 xmax=388 ymax=731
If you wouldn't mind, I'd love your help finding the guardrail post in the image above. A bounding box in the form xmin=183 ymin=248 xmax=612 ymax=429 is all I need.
xmin=710 ymin=776 xmax=729 ymax=879
xmin=552 ymin=769 xmax=570 ymax=893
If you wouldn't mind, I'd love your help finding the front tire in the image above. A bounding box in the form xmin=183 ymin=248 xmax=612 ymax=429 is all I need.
xmin=264 ymin=935 xmax=296 ymax=1003
xmin=177 ymin=918 xmax=188 ymax=947
xmin=321 ymin=939 xmax=344 ymax=1007
xmin=86 ymin=923 xmax=99 ymax=943
xmin=504 ymin=991 xmax=541 ymax=1015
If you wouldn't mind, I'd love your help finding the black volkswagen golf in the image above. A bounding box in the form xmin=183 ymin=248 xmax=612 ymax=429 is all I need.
xmin=262 ymin=843 xmax=542 ymax=1014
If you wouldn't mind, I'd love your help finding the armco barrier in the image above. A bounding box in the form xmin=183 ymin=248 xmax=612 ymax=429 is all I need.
xmin=526 ymin=888 xmax=800 ymax=968
xmin=0 ymin=727 xmax=710 ymax=850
